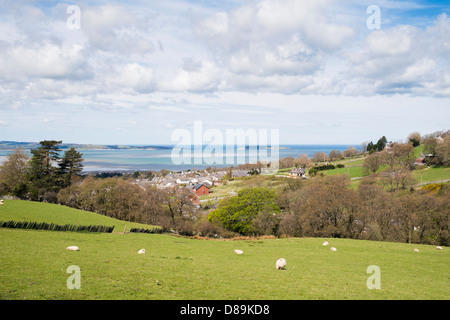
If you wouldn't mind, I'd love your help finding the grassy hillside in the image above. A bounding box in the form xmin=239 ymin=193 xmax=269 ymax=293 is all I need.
xmin=0 ymin=200 xmax=448 ymax=300
xmin=1 ymin=228 xmax=448 ymax=300
xmin=0 ymin=200 xmax=156 ymax=233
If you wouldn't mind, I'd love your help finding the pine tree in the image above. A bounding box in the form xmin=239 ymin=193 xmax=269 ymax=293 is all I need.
xmin=59 ymin=148 xmax=84 ymax=187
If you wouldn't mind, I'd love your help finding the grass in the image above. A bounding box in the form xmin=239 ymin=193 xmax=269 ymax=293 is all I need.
xmin=413 ymin=166 xmax=450 ymax=184
xmin=0 ymin=200 xmax=449 ymax=300
xmin=0 ymin=200 xmax=158 ymax=233
xmin=1 ymin=229 xmax=448 ymax=300
xmin=321 ymin=166 xmax=365 ymax=179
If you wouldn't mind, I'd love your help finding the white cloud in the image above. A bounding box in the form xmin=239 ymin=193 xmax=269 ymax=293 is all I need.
xmin=111 ymin=63 xmax=155 ymax=93
xmin=159 ymin=61 xmax=222 ymax=92
xmin=0 ymin=42 xmax=90 ymax=81
xmin=0 ymin=0 xmax=449 ymax=146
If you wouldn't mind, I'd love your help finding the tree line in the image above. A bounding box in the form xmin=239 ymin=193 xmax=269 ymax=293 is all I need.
xmin=1 ymin=132 xmax=448 ymax=245
xmin=0 ymin=140 xmax=84 ymax=201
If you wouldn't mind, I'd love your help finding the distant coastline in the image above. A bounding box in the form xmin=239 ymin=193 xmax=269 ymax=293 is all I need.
xmin=0 ymin=141 xmax=174 ymax=151
xmin=0 ymin=141 xmax=357 ymax=173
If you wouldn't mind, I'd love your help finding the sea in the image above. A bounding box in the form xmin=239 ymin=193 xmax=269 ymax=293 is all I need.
xmin=0 ymin=144 xmax=356 ymax=172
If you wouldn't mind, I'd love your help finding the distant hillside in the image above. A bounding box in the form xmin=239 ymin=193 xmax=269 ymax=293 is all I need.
xmin=0 ymin=141 xmax=172 ymax=151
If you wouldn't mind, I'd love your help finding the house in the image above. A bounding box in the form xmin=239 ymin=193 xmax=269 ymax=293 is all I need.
xmin=231 ymin=170 xmax=249 ymax=178
xmin=189 ymin=193 xmax=200 ymax=205
xmin=415 ymin=158 xmax=425 ymax=166
xmin=289 ymin=168 xmax=306 ymax=177
xmin=192 ymin=183 xmax=210 ymax=196
xmin=176 ymin=178 xmax=190 ymax=185
xmin=200 ymin=179 xmax=213 ymax=187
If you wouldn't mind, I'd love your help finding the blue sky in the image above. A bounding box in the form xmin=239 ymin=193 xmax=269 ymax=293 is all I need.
xmin=0 ymin=0 xmax=449 ymax=145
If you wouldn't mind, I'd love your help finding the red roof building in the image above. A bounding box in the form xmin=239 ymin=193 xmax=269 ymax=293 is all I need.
xmin=192 ymin=184 xmax=210 ymax=196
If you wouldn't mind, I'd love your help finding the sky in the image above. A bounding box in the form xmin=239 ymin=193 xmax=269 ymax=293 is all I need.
xmin=0 ymin=0 xmax=449 ymax=146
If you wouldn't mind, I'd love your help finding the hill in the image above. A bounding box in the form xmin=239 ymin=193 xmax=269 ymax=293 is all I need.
xmin=0 ymin=200 xmax=157 ymax=233
xmin=0 ymin=200 xmax=448 ymax=300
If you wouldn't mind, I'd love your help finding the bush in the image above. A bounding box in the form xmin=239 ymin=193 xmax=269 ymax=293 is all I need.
xmin=421 ymin=183 xmax=444 ymax=193
xmin=309 ymin=168 xmax=318 ymax=176
xmin=311 ymin=164 xmax=336 ymax=172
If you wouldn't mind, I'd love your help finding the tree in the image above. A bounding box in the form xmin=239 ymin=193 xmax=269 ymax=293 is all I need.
xmin=360 ymin=141 xmax=369 ymax=154
xmin=208 ymin=188 xmax=280 ymax=235
xmin=407 ymin=132 xmax=421 ymax=147
xmin=0 ymin=148 xmax=30 ymax=197
xmin=328 ymin=150 xmax=342 ymax=162
xmin=29 ymin=140 xmax=63 ymax=194
xmin=296 ymin=176 xmax=362 ymax=238
xmin=30 ymin=140 xmax=62 ymax=178
xmin=343 ymin=146 xmax=358 ymax=158
xmin=434 ymin=135 xmax=450 ymax=166
xmin=166 ymin=186 xmax=197 ymax=224
xmin=383 ymin=142 xmax=415 ymax=169
xmin=295 ymin=154 xmax=311 ymax=168
xmin=311 ymin=152 xmax=327 ymax=163
xmin=362 ymin=152 xmax=384 ymax=175
xmin=379 ymin=166 xmax=416 ymax=192
xmin=59 ymin=148 xmax=84 ymax=186
xmin=376 ymin=136 xmax=388 ymax=152
xmin=367 ymin=141 xmax=375 ymax=154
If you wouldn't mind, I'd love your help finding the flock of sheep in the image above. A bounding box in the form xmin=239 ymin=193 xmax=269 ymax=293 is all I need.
xmin=61 ymin=241 xmax=444 ymax=263
xmin=66 ymin=240 xmax=343 ymax=270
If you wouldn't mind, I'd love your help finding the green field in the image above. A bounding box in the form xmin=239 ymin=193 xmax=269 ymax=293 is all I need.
xmin=0 ymin=200 xmax=449 ymax=300
xmin=0 ymin=200 xmax=157 ymax=233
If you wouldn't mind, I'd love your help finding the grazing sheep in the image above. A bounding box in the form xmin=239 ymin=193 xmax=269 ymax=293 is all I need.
xmin=414 ymin=248 xmax=419 ymax=252
xmin=66 ymin=246 xmax=80 ymax=251
xmin=276 ymin=258 xmax=286 ymax=270
xmin=436 ymin=246 xmax=443 ymax=250
xmin=138 ymin=249 xmax=146 ymax=254
xmin=0 ymin=200 xmax=4 ymax=205
xmin=234 ymin=249 xmax=243 ymax=255
xmin=330 ymin=247 xmax=337 ymax=252
xmin=322 ymin=241 xmax=329 ymax=246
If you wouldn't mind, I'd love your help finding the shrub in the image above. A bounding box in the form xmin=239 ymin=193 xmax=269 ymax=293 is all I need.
xmin=421 ymin=183 xmax=444 ymax=193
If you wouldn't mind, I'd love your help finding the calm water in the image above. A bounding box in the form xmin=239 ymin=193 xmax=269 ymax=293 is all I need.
xmin=0 ymin=145 xmax=355 ymax=172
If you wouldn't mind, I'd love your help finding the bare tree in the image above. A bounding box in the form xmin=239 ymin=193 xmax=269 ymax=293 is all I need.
xmin=328 ymin=150 xmax=342 ymax=162
xmin=311 ymin=152 xmax=328 ymax=163
xmin=343 ymin=145 xmax=359 ymax=158
xmin=362 ymin=152 xmax=384 ymax=175
xmin=0 ymin=148 xmax=30 ymax=194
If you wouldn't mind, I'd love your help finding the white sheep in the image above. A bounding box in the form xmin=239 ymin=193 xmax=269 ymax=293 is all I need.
xmin=0 ymin=200 xmax=4 ymax=205
xmin=234 ymin=249 xmax=243 ymax=255
xmin=138 ymin=249 xmax=146 ymax=254
xmin=66 ymin=246 xmax=80 ymax=251
xmin=330 ymin=247 xmax=337 ymax=252
xmin=436 ymin=246 xmax=443 ymax=250
xmin=322 ymin=241 xmax=329 ymax=246
xmin=414 ymin=248 xmax=419 ymax=252
xmin=276 ymin=258 xmax=286 ymax=270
